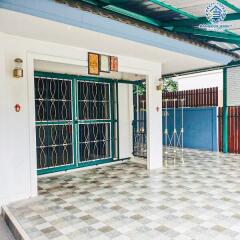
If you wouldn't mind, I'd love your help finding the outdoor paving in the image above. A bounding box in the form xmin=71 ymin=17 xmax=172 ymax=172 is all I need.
xmin=4 ymin=149 xmax=240 ymax=240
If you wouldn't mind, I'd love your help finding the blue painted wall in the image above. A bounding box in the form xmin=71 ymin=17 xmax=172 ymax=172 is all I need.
xmin=163 ymin=107 xmax=218 ymax=151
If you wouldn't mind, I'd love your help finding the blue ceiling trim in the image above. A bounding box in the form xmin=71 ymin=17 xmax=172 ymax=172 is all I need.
xmin=0 ymin=0 xmax=233 ymax=64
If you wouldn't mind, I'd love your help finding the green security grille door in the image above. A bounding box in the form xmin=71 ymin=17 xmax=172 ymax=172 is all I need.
xmin=77 ymin=81 xmax=111 ymax=162
xmin=35 ymin=76 xmax=74 ymax=171
xmin=34 ymin=72 xmax=116 ymax=175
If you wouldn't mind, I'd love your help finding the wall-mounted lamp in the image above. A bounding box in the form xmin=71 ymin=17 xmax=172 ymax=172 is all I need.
xmin=13 ymin=58 xmax=23 ymax=78
xmin=156 ymin=78 xmax=164 ymax=91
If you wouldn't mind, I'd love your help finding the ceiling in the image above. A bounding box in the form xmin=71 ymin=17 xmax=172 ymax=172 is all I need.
xmin=67 ymin=0 xmax=240 ymax=57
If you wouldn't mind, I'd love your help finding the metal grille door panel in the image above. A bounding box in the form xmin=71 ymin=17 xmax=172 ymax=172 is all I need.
xmin=34 ymin=72 xmax=115 ymax=174
xmin=77 ymin=81 xmax=112 ymax=163
xmin=78 ymin=123 xmax=111 ymax=162
xmin=35 ymin=76 xmax=74 ymax=171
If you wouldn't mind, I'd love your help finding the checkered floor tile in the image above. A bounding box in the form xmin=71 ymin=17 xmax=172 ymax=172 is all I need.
xmin=5 ymin=149 xmax=240 ymax=239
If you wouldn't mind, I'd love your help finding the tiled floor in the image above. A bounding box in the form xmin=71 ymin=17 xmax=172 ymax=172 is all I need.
xmin=5 ymin=149 xmax=240 ymax=240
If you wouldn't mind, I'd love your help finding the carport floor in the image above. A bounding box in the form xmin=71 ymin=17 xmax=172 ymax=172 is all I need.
xmin=3 ymin=149 xmax=240 ymax=240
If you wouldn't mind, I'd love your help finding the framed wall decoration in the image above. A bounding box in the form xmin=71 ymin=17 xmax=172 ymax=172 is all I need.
xmin=100 ymin=55 xmax=110 ymax=73
xmin=110 ymin=56 xmax=118 ymax=72
xmin=88 ymin=52 xmax=99 ymax=75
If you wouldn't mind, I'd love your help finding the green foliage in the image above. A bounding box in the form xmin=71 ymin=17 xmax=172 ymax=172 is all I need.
xmin=133 ymin=84 xmax=146 ymax=96
xmin=133 ymin=78 xmax=178 ymax=95
xmin=163 ymin=78 xmax=178 ymax=92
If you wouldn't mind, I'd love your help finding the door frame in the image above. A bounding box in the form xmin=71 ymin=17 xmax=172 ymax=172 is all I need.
xmin=26 ymin=53 xmax=148 ymax=198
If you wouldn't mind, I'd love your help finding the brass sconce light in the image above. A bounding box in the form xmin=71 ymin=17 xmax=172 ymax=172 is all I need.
xmin=13 ymin=58 xmax=23 ymax=78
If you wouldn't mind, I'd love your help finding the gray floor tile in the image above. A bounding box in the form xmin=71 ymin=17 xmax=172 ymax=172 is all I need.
xmin=5 ymin=149 xmax=240 ymax=239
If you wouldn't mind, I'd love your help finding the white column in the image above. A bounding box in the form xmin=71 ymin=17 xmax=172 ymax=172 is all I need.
xmin=118 ymin=84 xmax=132 ymax=159
xmin=146 ymin=74 xmax=163 ymax=170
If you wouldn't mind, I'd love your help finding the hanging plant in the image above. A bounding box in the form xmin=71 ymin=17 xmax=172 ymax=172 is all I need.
xmin=163 ymin=78 xmax=178 ymax=92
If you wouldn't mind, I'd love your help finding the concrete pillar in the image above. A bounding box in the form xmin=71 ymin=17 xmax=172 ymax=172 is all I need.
xmin=146 ymin=74 xmax=163 ymax=170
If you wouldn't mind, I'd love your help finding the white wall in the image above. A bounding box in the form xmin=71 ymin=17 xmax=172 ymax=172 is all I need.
xmin=34 ymin=60 xmax=145 ymax=81
xmin=118 ymin=84 xmax=133 ymax=159
xmin=0 ymin=32 xmax=162 ymax=208
xmin=146 ymin=74 xmax=163 ymax=170
xmin=175 ymin=70 xmax=223 ymax=90
xmin=174 ymin=70 xmax=223 ymax=106
xmin=227 ymin=66 xmax=240 ymax=107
